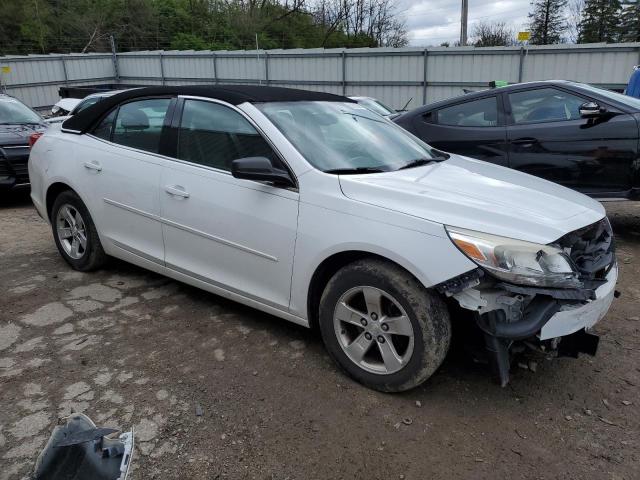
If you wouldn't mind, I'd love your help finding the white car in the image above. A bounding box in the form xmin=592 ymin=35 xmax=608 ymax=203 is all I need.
xmin=29 ymin=86 xmax=617 ymax=391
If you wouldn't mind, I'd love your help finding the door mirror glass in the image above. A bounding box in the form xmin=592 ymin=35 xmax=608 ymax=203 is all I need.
xmin=579 ymin=101 xmax=604 ymax=118
xmin=231 ymin=156 xmax=295 ymax=187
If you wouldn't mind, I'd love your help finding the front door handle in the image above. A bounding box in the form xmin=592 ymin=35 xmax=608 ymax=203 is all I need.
xmin=164 ymin=185 xmax=190 ymax=198
xmin=511 ymin=137 xmax=537 ymax=146
xmin=83 ymin=161 xmax=102 ymax=172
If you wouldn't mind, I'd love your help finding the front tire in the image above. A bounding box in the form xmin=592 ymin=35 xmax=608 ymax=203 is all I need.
xmin=319 ymin=259 xmax=451 ymax=392
xmin=51 ymin=190 xmax=107 ymax=271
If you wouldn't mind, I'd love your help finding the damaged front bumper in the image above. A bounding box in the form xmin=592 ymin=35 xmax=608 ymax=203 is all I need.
xmin=439 ymin=263 xmax=618 ymax=386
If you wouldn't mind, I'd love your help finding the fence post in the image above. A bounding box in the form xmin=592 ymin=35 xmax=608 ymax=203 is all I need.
xmin=159 ymin=51 xmax=165 ymax=85
xmin=60 ymin=56 xmax=69 ymax=86
xmin=265 ymin=51 xmax=269 ymax=86
xmin=212 ymin=52 xmax=218 ymax=84
xmin=109 ymin=35 xmax=119 ymax=83
xmin=341 ymin=50 xmax=346 ymax=96
xmin=422 ymin=49 xmax=428 ymax=105
xmin=518 ymin=47 xmax=525 ymax=83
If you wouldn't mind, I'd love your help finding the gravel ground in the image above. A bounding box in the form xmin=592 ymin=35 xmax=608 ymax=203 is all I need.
xmin=0 ymin=190 xmax=639 ymax=480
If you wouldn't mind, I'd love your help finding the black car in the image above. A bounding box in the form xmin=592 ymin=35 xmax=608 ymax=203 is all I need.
xmin=0 ymin=94 xmax=47 ymax=192
xmin=394 ymin=80 xmax=640 ymax=200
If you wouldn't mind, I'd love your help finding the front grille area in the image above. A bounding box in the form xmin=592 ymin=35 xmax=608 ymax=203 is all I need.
xmin=557 ymin=218 xmax=615 ymax=282
xmin=0 ymin=159 xmax=9 ymax=178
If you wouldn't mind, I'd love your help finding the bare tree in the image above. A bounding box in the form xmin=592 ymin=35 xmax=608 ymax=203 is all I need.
xmin=471 ymin=21 xmax=514 ymax=47
xmin=567 ymin=0 xmax=585 ymax=42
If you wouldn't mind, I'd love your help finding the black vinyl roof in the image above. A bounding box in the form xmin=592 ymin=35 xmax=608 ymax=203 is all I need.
xmin=62 ymin=84 xmax=355 ymax=133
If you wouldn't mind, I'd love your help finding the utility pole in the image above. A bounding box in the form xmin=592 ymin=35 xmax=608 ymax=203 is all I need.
xmin=460 ymin=0 xmax=468 ymax=46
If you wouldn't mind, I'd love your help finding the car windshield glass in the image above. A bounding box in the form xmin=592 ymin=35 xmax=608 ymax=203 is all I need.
xmin=256 ymin=101 xmax=437 ymax=172
xmin=574 ymin=83 xmax=640 ymax=110
xmin=356 ymin=98 xmax=395 ymax=116
xmin=0 ymin=96 xmax=42 ymax=124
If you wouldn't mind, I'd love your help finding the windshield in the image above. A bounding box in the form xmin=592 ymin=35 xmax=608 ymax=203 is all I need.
xmin=356 ymin=98 xmax=395 ymax=116
xmin=0 ymin=96 xmax=42 ymax=124
xmin=574 ymin=83 xmax=640 ymax=110
xmin=257 ymin=101 xmax=438 ymax=173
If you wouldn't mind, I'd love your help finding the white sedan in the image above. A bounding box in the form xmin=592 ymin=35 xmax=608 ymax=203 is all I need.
xmin=29 ymin=85 xmax=617 ymax=391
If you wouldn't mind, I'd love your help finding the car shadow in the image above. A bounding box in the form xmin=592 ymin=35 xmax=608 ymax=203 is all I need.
xmin=0 ymin=188 xmax=32 ymax=208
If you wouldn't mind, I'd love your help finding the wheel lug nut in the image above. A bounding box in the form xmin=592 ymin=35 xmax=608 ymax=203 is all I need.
xmin=371 ymin=313 xmax=378 ymax=321
xmin=364 ymin=332 xmax=372 ymax=340
xmin=381 ymin=323 xmax=389 ymax=331
xmin=377 ymin=335 xmax=385 ymax=343
xmin=360 ymin=319 xmax=368 ymax=326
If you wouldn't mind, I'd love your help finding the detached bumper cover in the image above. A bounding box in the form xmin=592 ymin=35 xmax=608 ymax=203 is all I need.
xmin=539 ymin=264 xmax=617 ymax=340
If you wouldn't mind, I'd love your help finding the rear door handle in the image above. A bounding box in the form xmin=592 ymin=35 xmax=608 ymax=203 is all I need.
xmin=511 ymin=137 xmax=537 ymax=146
xmin=164 ymin=185 xmax=190 ymax=198
xmin=83 ymin=161 xmax=102 ymax=172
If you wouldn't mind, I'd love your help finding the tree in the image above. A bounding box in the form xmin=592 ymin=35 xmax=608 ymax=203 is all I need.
xmin=528 ymin=0 xmax=567 ymax=44
xmin=567 ymin=0 xmax=585 ymax=42
xmin=619 ymin=0 xmax=640 ymax=42
xmin=578 ymin=0 xmax=622 ymax=43
xmin=472 ymin=21 xmax=514 ymax=46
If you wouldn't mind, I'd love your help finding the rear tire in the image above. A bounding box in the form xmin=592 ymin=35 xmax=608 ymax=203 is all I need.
xmin=51 ymin=190 xmax=107 ymax=271
xmin=319 ymin=259 xmax=451 ymax=392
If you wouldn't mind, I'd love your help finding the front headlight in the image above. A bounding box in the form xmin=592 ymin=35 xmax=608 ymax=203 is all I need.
xmin=446 ymin=226 xmax=580 ymax=288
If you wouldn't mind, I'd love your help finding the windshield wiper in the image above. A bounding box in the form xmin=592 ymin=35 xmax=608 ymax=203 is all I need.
xmin=323 ymin=167 xmax=387 ymax=175
xmin=398 ymin=158 xmax=437 ymax=170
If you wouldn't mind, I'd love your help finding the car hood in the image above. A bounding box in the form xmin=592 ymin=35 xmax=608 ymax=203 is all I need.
xmin=338 ymin=155 xmax=605 ymax=244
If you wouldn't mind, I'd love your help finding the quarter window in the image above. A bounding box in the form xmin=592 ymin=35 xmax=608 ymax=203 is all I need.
xmin=509 ymin=88 xmax=586 ymax=124
xmin=92 ymin=109 xmax=116 ymax=141
xmin=111 ymin=98 xmax=172 ymax=153
xmin=436 ymin=97 xmax=498 ymax=127
xmin=177 ymin=100 xmax=280 ymax=171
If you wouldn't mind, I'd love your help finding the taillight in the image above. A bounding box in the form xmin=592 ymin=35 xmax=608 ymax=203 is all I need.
xmin=29 ymin=132 xmax=43 ymax=148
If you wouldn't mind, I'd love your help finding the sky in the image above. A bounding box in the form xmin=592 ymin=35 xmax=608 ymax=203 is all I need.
xmin=400 ymin=0 xmax=532 ymax=46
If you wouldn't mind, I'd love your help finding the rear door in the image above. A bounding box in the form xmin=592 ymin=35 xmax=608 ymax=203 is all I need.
xmin=74 ymin=97 xmax=174 ymax=263
xmin=411 ymin=95 xmax=508 ymax=166
xmin=505 ymin=86 xmax=637 ymax=195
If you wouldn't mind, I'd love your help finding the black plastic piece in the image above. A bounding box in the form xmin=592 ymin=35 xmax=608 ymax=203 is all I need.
xmin=497 ymin=282 xmax=596 ymax=301
xmin=484 ymin=334 xmax=512 ymax=387
xmin=435 ymin=268 xmax=484 ymax=296
xmin=476 ymin=296 xmax=560 ymax=341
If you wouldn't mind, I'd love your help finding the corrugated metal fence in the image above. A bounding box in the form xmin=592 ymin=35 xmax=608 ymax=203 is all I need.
xmin=2 ymin=43 xmax=640 ymax=111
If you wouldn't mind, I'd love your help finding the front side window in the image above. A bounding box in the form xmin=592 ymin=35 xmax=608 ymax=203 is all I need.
xmin=257 ymin=101 xmax=439 ymax=172
xmin=111 ymin=98 xmax=172 ymax=153
xmin=177 ymin=100 xmax=280 ymax=171
xmin=436 ymin=97 xmax=498 ymax=127
xmin=509 ymin=88 xmax=586 ymax=124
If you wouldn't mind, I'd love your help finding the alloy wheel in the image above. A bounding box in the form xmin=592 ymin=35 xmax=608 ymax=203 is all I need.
xmin=56 ymin=204 xmax=88 ymax=260
xmin=333 ymin=286 xmax=415 ymax=375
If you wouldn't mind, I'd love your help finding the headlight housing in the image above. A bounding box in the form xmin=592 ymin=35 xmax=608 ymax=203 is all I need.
xmin=446 ymin=226 xmax=581 ymax=288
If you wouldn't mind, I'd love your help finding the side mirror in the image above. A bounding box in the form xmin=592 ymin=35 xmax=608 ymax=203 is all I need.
xmin=231 ymin=156 xmax=295 ymax=188
xmin=579 ymin=101 xmax=605 ymax=118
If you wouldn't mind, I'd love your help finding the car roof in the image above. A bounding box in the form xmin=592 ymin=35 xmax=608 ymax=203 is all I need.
xmin=62 ymin=85 xmax=355 ymax=134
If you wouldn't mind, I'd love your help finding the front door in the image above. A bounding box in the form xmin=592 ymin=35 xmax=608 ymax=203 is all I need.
xmin=505 ymin=87 xmax=637 ymax=195
xmin=159 ymin=98 xmax=299 ymax=310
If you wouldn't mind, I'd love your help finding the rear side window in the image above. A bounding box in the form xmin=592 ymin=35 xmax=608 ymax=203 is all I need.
xmin=509 ymin=88 xmax=586 ymax=124
xmin=177 ymin=100 xmax=280 ymax=171
xmin=436 ymin=97 xmax=498 ymax=127
xmin=111 ymin=98 xmax=172 ymax=153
